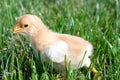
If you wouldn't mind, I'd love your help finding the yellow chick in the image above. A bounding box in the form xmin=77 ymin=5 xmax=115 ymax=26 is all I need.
xmin=13 ymin=14 xmax=97 ymax=76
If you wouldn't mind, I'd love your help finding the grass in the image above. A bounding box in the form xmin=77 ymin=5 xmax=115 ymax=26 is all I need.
xmin=0 ymin=0 xmax=120 ymax=80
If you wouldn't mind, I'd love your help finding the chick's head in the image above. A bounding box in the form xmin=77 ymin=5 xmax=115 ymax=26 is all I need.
xmin=13 ymin=14 xmax=45 ymax=37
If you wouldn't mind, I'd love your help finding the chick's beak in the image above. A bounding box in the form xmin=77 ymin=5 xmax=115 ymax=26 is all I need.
xmin=13 ymin=26 xmax=22 ymax=33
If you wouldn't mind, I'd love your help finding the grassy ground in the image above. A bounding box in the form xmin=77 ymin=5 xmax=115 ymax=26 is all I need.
xmin=0 ymin=0 xmax=120 ymax=80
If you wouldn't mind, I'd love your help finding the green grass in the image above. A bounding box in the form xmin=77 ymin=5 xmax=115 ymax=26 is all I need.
xmin=0 ymin=0 xmax=120 ymax=80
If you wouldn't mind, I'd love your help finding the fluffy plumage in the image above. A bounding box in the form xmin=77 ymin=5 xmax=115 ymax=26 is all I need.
xmin=13 ymin=14 xmax=98 ymax=76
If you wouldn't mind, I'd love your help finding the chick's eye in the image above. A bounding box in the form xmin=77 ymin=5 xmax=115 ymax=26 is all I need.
xmin=24 ymin=24 xmax=28 ymax=27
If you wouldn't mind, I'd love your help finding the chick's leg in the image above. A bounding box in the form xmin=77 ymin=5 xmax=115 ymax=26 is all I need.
xmin=91 ymin=67 xmax=98 ymax=75
xmin=83 ymin=58 xmax=98 ymax=75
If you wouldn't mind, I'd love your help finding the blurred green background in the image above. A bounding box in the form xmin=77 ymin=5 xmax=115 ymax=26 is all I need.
xmin=0 ymin=0 xmax=120 ymax=80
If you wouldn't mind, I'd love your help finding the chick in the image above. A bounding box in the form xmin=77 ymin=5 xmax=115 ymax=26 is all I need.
xmin=13 ymin=14 xmax=98 ymax=76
